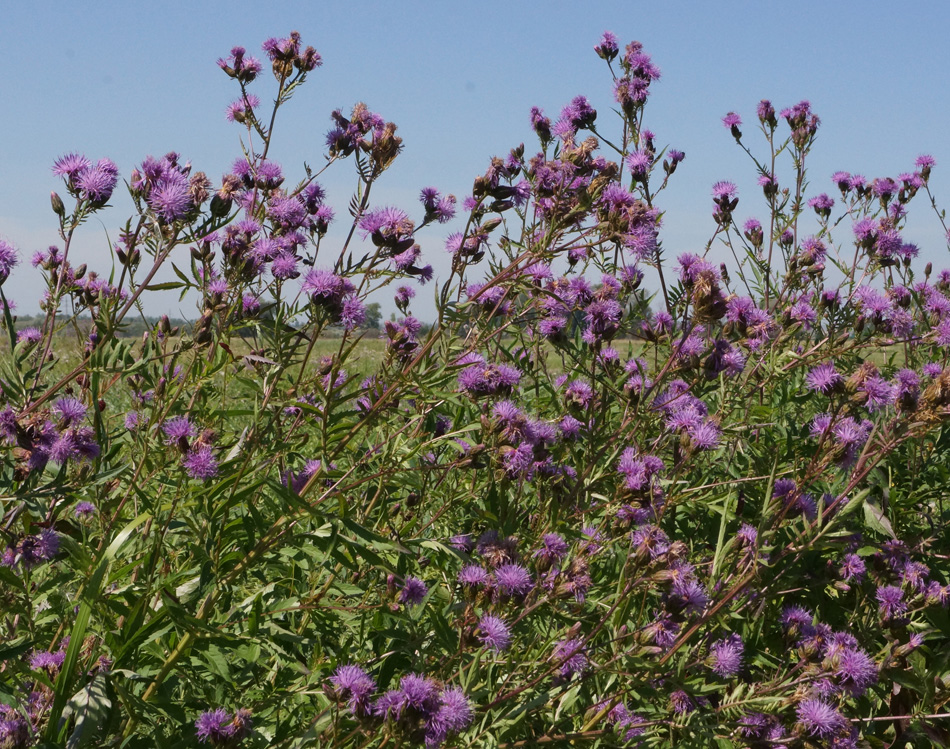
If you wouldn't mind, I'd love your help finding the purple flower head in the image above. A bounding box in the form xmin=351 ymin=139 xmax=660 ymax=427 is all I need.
xmin=17 ymin=327 xmax=42 ymax=346
xmin=457 ymin=565 xmax=489 ymax=589
xmin=457 ymin=363 xmax=521 ymax=398
xmin=218 ymin=46 xmax=262 ymax=82
xmin=552 ymin=637 xmax=588 ymax=680
xmin=839 ymin=553 xmax=866 ymax=582
xmin=796 ymin=698 xmax=847 ymax=738
xmin=533 ymin=533 xmax=568 ymax=565
xmin=876 ymin=585 xmax=907 ymax=621
xmin=780 ymin=605 xmax=813 ymax=638
xmin=269 ymin=252 xmax=298 ymax=280
xmin=757 ymin=99 xmax=776 ymax=124
xmin=712 ymin=181 xmax=737 ymax=201
xmin=375 ymin=673 xmax=441 ymax=722
xmin=162 ymin=416 xmax=194 ymax=445
xmin=709 ymin=634 xmax=744 ymax=677
xmin=77 ymin=159 xmax=119 ymax=204
xmin=626 ymin=149 xmax=651 ymax=180
xmin=494 ymin=563 xmax=533 ymax=597
xmin=669 ymin=578 xmax=709 ymax=615
xmin=74 ymin=501 xmax=96 ymax=519
xmin=631 ymin=524 xmax=670 ymax=560
xmin=805 ymin=362 xmax=843 ymax=396
xmin=564 ymin=379 xmax=594 ymax=409
xmin=688 ymin=421 xmax=721 ymax=451
xmin=737 ymin=523 xmax=757 ymax=547
xmin=722 ymin=111 xmax=742 ymax=130
xmin=860 ymin=375 xmax=896 ymax=413
xmin=808 ymin=193 xmax=835 ymax=213
xmin=594 ymin=31 xmax=619 ymax=60
xmin=0 ymin=240 xmax=20 ymax=284
xmin=195 ymin=708 xmax=243 ymax=745
xmin=670 ymin=690 xmax=695 ymax=715
xmin=183 ymin=445 xmax=218 ymax=480
xmin=478 ymin=615 xmax=511 ymax=652
xmin=559 ymin=95 xmax=597 ymax=132
xmin=29 ymin=648 xmax=66 ymax=673
xmin=225 ymin=93 xmax=260 ymax=123
xmin=430 ymin=687 xmax=473 ymax=738
xmin=399 ymin=576 xmax=428 ymax=606
xmin=148 ymin=170 xmax=193 ymax=222
xmin=53 ymin=397 xmax=86 ymax=426
xmin=835 ymin=647 xmax=878 ymax=696
xmin=331 ymin=664 xmax=376 ymax=715
xmin=52 ymin=153 xmax=91 ymax=185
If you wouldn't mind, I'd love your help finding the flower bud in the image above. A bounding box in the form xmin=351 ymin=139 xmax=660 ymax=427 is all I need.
xmin=51 ymin=191 xmax=65 ymax=216
xmin=209 ymin=194 xmax=232 ymax=218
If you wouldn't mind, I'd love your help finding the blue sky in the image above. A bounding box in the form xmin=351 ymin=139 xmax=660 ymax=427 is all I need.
xmin=2 ymin=1 xmax=949 ymax=319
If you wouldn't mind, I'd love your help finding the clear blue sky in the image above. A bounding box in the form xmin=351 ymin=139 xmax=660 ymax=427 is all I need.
xmin=3 ymin=1 xmax=949 ymax=319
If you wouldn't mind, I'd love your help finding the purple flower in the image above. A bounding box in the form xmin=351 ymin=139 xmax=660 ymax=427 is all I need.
xmin=860 ymin=375 xmax=896 ymax=412
xmin=183 ymin=445 xmax=218 ymax=480
xmin=722 ymin=111 xmax=742 ymax=130
xmin=626 ymin=149 xmax=651 ymax=180
xmin=780 ymin=605 xmax=813 ymax=638
xmin=494 ymin=563 xmax=533 ymax=597
xmin=399 ymin=576 xmax=428 ymax=606
xmin=457 ymin=565 xmax=489 ymax=590
xmin=876 ymin=585 xmax=907 ymax=621
xmin=736 ymin=523 xmax=757 ymax=547
xmin=670 ymin=690 xmax=695 ymax=715
xmin=225 ymin=93 xmax=260 ymax=122
xmin=669 ymin=578 xmax=709 ymax=614
xmin=16 ymin=327 xmax=41 ymax=346
xmin=29 ymin=647 xmax=66 ymax=674
xmin=429 ymin=687 xmax=472 ymax=741
xmin=52 ymin=153 xmax=91 ymax=183
xmin=533 ymin=533 xmax=568 ymax=564
xmin=796 ymin=698 xmax=846 ymax=738
xmin=808 ymin=193 xmax=835 ymax=214
xmin=374 ymin=673 xmax=441 ymax=721
xmin=457 ymin=363 xmax=521 ymax=398
xmin=0 ymin=703 xmax=29 ymax=746
xmin=0 ymin=240 xmax=20 ymax=284
xmin=77 ymin=159 xmax=119 ymax=203
xmin=148 ymin=172 xmax=193 ymax=222
xmin=564 ymin=380 xmax=594 ymax=409
xmin=53 ymin=397 xmax=86 ymax=426
xmin=74 ymin=501 xmax=96 ymax=519
xmin=708 ymin=634 xmax=744 ymax=677
xmin=688 ymin=421 xmax=721 ymax=451
xmin=162 ymin=416 xmax=194 ymax=445
xmin=331 ymin=664 xmax=376 ymax=715
xmin=835 ymin=647 xmax=877 ymax=696
xmin=594 ymin=31 xmax=619 ymax=60
xmin=478 ymin=615 xmax=511 ymax=652
xmin=839 ymin=553 xmax=866 ymax=582
xmin=805 ymin=362 xmax=843 ymax=395
xmin=552 ymin=637 xmax=588 ymax=679
xmin=195 ymin=708 xmax=233 ymax=744
xmin=712 ymin=181 xmax=737 ymax=201
xmin=631 ymin=524 xmax=670 ymax=559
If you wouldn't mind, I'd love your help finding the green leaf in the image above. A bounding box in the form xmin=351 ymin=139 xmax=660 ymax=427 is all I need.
xmin=63 ymin=673 xmax=112 ymax=748
xmin=863 ymin=498 xmax=895 ymax=538
xmin=46 ymin=513 xmax=151 ymax=742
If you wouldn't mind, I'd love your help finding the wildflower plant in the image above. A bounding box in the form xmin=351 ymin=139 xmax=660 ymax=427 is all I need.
xmin=0 ymin=27 xmax=949 ymax=749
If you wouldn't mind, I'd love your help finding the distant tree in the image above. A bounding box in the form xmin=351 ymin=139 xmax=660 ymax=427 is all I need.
xmin=363 ymin=302 xmax=382 ymax=330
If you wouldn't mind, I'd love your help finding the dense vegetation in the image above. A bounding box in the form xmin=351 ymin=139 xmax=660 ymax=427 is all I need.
xmin=1 ymin=30 xmax=950 ymax=748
